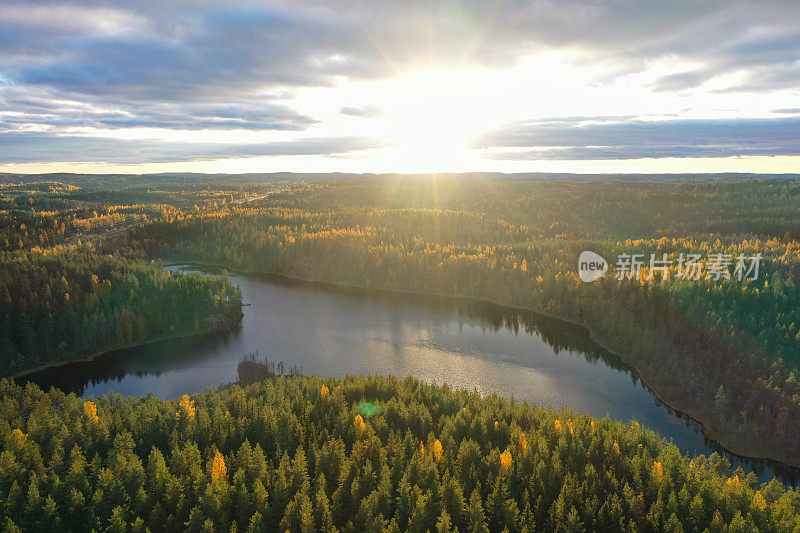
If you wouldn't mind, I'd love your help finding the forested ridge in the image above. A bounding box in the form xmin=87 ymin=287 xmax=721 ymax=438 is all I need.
xmin=112 ymin=177 xmax=800 ymax=466
xmin=2 ymin=373 xmax=800 ymax=532
xmin=0 ymin=180 xmax=247 ymax=376
xmin=0 ymin=252 xmax=242 ymax=376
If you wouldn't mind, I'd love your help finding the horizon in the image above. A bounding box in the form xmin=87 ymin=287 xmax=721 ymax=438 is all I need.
xmin=4 ymin=170 xmax=800 ymax=180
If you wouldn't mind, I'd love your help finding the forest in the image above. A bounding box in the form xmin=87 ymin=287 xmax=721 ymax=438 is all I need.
xmin=3 ymin=174 xmax=800 ymax=529
xmin=108 ymin=176 xmax=800 ymax=467
xmin=0 ymin=252 xmax=242 ymax=376
xmin=2 ymin=372 xmax=800 ymax=531
xmin=0 ymin=179 xmax=245 ymax=376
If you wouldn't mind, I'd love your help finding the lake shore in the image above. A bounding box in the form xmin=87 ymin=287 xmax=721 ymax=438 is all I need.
xmin=10 ymin=311 xmax=243 ymax=380
xmin=162 ymin=259 xmax=800 ymax=471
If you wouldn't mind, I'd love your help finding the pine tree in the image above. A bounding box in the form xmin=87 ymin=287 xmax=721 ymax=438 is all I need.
xmin=436 ymin=509 xmax=453 ymax=533
xmin=466 ymin=489 xmax=489 ymax=533
xmin=106 ymin=506 xmax=128 ymax=533
xmin=564 ymin=507 xmax=585 ymax=533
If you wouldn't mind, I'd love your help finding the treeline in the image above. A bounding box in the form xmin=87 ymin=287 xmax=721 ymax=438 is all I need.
xmin=0 ymin=180 xmax=260 ymax=251
xmin=0 ymin=251 xmax=242 ymax=376
xmin=1 ymin=373 xmax=798 ymax=531
xmin=114 ymin=177 xmax=800 ymax=465
xmin=0 ymin=179 xmax=250 ymax=376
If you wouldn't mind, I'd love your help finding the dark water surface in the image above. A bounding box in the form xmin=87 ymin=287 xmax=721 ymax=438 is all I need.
xmin=22 ymin=265 xmax=799 ymax=485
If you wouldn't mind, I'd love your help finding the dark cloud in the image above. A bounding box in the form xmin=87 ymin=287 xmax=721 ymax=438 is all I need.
xmin=474 ymin=117 xmax=800 ymax=160
xmin=486 ymin=145 xmax=799 ymax=161
xmin=0 ymin=133 xmax=387 ymax=164
xmin=0 ymin=1 xmax=799 ymax=164
xmin=0 ymin=86 xmax=315 ymax=131
xmin=651 ymin=30 xmax=800 ymax=92
xmin=2 ymin=1 xmax=799 ymax=99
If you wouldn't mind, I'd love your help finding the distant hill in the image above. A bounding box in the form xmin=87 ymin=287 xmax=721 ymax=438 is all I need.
xmin=1 ymin=171 xmax=799 ymax=189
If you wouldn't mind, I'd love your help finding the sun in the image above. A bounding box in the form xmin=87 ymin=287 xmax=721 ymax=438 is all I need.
xmin=374 ymin=69 xmax=486 ymax=172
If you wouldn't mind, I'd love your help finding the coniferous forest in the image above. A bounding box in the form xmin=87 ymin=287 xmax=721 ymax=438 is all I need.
xmin=5 ymin=0 xmax=800 ymax=529
xmin=2 ymin=174 xmax=800 ymax=530
xmin=2 ymin=372 xmax=800 ymax=532
xmin=115 ymin=177 xmax=800 ymax=467
xmin=0 ymin=252 xmax=242 ymax=376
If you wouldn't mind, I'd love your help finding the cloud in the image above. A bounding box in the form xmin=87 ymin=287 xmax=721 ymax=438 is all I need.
xmin=340 ymin=106 xmax=385 ymax=118
xmin=0 ymin=133 xmax=388 ymax=164
xmin=2 ymin=1 xmax=799 ymax=99
xmin=474 ymin=117 xmax=800 ymax=160
xmin=0 ymin=1 xmax=799 ymax=165
xmin=0 ymin=86 xmax=315 ymax=131
xmin=650 ymin=70 xmax=711 ymax=92
xmin=0 ymin=4 xmax=148 ymax=45
xmin=651 ymin=29 xmax=800 ymax=92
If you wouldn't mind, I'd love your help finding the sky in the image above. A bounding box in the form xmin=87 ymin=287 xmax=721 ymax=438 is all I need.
xmin=1 ymin=0 xmax=799 ymax=174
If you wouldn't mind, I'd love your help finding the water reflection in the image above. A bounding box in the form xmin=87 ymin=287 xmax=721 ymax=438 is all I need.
xmin=19 ymin=266 xmax=800 ymax=486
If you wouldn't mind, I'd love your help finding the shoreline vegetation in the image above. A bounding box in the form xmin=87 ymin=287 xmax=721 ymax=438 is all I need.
xmin=19 ymin=258 xmax=791 ymax=475
xmin=114 ymin=178 xmax=800 ymax=473
xmin=11 ymin=309 xmax=243 ymax=379
xmin=4 ymin=176 xmax=800 ymax=490
xmin=3 ymin=372 xmax=799 ymax=531
xmin=0 ymin=251 xmax=244 ymax=379
xmin=164 ymin=261 xmax=800 ymax=470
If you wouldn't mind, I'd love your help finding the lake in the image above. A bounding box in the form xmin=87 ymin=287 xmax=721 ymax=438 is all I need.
xmin=21 ymin=265 xmax=799 ymax=484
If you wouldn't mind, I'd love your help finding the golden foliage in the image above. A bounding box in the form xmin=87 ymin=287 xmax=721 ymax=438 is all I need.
xmin=554 ymin=419 xmax=562 ymax=433
xmin=211 ymin=451 xmax=227 ymax=481
xmin=320 ymin=384 xmax=329 ymax=396
xmin=10 ymin=428 xmax=27 ymax=441
xmin=83 ymin=401 xmax=99 ymax=423
xmin=500 ymin=449 xmax=513 ymax=474
xmin=494 ymin=420 xmax=500 ymax=430
xmin=727 ymin=475 xmax=741 ymax=487
xmin=353 ymin=414 xmax=366 ymax=436
xmin=178 ymin=394 xmax=196 ymax=421
xmin=753 ymin=490 xmax=767 ymax=511
xmin=516 ymin=433 xmax=528 ymax=452
xmin=652 ymin=461 xmax=664 ymax=478
xmin=613 ymin=441 xmax=620 ymax=455
xmin=432 ymin=439 xmax=444 ymax=462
